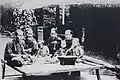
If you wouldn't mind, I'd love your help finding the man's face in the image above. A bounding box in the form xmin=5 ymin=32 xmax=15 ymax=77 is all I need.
xmin=16 ymin=30 xmax=24 ymax=41
xmin=65 ymin=31 xmax=72 ymax=40
xmin=50 ymin=32 xmax=57 ymax=37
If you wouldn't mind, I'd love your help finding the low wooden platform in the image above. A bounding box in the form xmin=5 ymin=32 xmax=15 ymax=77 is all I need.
xmin=2 ymin=60 xmax=105 ymax=80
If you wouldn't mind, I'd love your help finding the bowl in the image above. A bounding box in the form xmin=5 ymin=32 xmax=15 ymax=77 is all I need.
xmin=58 ymin=56 xmax=77 ymax=65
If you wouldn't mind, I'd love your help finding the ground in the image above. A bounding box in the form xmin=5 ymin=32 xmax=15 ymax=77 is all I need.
xmin=0 ymin=35 xmax=119 ymax=80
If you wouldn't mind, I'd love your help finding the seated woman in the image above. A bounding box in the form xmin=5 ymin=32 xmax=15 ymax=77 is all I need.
xmin=61 ymin=38 xmax=84 ymax=57
xmin=71 ymin=38 xmax=84 ymax=58
xmin=65 ymin=38 xmax=85 ymax=63
xmin=24 ymin=27 xmax=38 ymax=56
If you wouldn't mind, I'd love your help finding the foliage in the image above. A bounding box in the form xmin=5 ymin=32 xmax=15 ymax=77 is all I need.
xmin=42 ymin=5 xmax=57 ymax=26
xmin=0 ymin=4 xmax=15 ymax=32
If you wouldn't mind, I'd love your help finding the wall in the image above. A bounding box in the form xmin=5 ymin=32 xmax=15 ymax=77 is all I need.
xmin=67 ymin=5 xmax=120 ymax=58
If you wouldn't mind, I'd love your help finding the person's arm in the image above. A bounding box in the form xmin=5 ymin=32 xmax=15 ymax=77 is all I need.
xmin=20 ymin=40 xmax=29 ymax=54
xmin=65 ymin=46 xmax=74 ymax=55
xmin=46 ymin=46 xmax=50 ymax=55
xmin=33 ymin=40 xmax=38 ymax=50
xmin=47 ymin=37 xmax=51 ymax=47
xmin=77 ymin=46 xmax=84 ymax=58
xmin=65 ymin=38 xmax=80 ymax=55
xmin=65 ymin=39 xmax=75 ymax=55
xmin=20 ymin=40 xmax=33 ymax=59
xmin=32 ymin=40 xmax=38 ymax=56
xmin=24 ymin=39 xmax=38 ymax=56
xmin=57 ymin=37 xmax=62 ymax=41
xmin=53 ymin=49 xmax=60 ymax=57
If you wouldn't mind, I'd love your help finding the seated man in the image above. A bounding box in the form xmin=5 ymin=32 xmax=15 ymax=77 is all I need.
xmin=63 ymin=29 xmax=84 ymax=58
xmin=48 ymin=28 xmax=62 ymax=57
xmin=58 ymin=29 xmax=84 ymax=80
xmin=4 ymin=29 xmax=31 ymax=67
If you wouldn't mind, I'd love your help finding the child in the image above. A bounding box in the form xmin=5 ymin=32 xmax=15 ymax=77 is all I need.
xmin=37 ymin=41 xmax=50 ymax=58
xmin=54 ymin=40 xmax=67 ymax=56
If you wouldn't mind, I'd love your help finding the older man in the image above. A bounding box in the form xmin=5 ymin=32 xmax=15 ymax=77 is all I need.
xmin=4 ymin=29 xmax=31 ymax=67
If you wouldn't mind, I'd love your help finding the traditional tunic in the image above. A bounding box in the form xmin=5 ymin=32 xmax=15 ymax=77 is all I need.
xmin=4 ymin=39 xmax=25 ymax=61
xmin=48 ymin=36 xmax=62 ymax=57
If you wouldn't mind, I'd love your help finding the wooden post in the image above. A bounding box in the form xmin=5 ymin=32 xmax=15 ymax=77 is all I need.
xmin=2 ymin=62 xmax=5 ymax=79
xmin=22 ymin=73 xmax=26 ymax=80
xmin=62 ymin=4 xmax=65 ymax=25
xmin=37 ymin=26 xmax=48 ymax=42
xmin=56 ymin=5 xmax=60 ymax=27
xmin=96 ymin=69 xmax=101 ymax=80
xmin=61 ymin=71 xmax=81 ymax=80
xmin=38 ymin=27 xmax=43 ymax=41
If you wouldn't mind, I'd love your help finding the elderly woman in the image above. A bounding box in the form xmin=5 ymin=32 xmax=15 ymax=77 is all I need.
xmin=71 ymin=38 xmax=84 ymax=58
xmin=24 ymin=27 xmax=38 ymax=56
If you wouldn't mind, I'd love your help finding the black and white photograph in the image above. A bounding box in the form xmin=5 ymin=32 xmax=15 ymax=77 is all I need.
xmin=0 ymin=0 xmax=120 ymax=80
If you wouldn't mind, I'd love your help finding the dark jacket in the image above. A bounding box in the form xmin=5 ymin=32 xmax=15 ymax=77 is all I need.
xmin=4 ymin=39 xmax=25 ymax=61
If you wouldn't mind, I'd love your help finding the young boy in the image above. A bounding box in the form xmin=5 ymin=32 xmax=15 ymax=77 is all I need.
xmin=37 ymin=41 xmax=50 ymax=58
